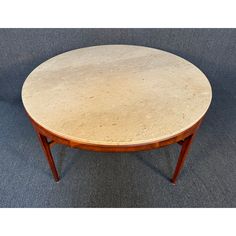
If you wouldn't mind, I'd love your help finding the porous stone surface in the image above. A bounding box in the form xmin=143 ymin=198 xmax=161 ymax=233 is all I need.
xmin=22 ymin=45 xmax=212 ymax=145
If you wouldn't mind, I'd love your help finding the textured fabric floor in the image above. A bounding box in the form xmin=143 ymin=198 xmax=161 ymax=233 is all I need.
xmin=0 ymin=29 xmax=235 ymax=207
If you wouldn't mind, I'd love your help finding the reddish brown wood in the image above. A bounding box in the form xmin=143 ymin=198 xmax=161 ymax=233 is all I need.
xmin=171 ymin=120 xmax=202 ymax=184
xmin=171 ymin=134 xmax=195 ymax=184
xmin=36 ymin=132 xmax=60 ymax=182
xmin=27 ymin=109 xmax=204 ymax=183
xmin=177 ymin=140 xmax=184 ymax=145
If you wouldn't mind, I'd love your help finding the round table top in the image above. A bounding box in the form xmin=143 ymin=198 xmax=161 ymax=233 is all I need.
xmin=22 ymin=45 xmax=212 ymax=146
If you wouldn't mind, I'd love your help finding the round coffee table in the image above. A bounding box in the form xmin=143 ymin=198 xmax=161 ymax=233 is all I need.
xmin=22 ymin=45 xmax=212 ymax=184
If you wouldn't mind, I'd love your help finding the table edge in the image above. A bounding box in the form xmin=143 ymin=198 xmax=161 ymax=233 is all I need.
xmin=26 ymin=108 xmax=204 ymax=152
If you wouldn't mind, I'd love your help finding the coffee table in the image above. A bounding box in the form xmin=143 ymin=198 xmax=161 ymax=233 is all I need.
xmin=22 ymin=45 xmax=212 ymax=184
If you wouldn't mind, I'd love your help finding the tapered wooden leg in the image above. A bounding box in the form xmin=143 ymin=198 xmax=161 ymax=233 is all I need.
xmin=171 ymin=134 xmax=195 ymax=184
xmin=37 ymin=132 xmax=60 ymax=182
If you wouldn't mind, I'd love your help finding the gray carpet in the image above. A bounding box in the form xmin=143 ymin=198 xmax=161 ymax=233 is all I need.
xmin=0 ymin=29 xmax=235 ymax=207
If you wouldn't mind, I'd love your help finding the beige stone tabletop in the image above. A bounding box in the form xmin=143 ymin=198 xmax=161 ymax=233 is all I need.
xmin=22 ymin=45 xmax=212 ymax=146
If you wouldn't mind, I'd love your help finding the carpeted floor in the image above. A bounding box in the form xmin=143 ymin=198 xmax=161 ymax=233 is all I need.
xmin=0 ymin=29 xmax=235 ymax=207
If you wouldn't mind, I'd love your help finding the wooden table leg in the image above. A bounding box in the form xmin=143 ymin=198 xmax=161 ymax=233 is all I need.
xmin=36 ymin=132 xmax=60 ymax=182
xmin=171 ymin=134 xmax=195 ymax=184
xmin=171 ymin=117 xmax=204 ymax=184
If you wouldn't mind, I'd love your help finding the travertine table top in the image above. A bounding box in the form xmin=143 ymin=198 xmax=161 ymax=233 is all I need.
xmin=22 ymin=45 xmax=212 ymax=145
